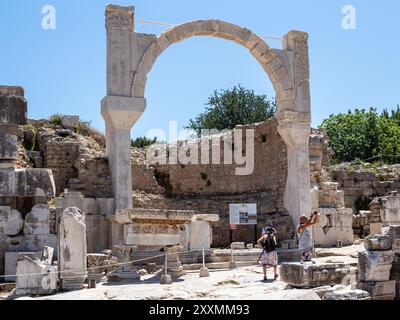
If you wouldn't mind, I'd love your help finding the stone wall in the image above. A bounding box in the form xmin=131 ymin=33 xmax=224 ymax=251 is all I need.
xmin=136 ymin=119 xmax=288 ymax=198
xmin=331 ymin=167 xmax=400 ymax=214
xmin=37 ymin=130 xmax=80 ymax=195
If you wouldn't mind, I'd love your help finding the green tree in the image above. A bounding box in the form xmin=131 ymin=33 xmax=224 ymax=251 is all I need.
xmin=131 ymin=136 xmax=158 ymax=149
xmin=382 ymin=105 xmax=400 ymax=126
xmin=320 ymin=108 xmax=400 ymax=164
xmin=186 ymin=85 xmax=275 ymax=135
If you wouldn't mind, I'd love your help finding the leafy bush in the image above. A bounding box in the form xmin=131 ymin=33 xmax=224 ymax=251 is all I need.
xmin=320 ymin=108 xmax=400 ymax=164
xmin=48 ymin=113 xmax=62 ymax=126
xmin=131 ymin=137 xmax=158 ymax=148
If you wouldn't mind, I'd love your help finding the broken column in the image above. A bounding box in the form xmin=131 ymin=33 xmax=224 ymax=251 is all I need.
xmin=357 ymin=233 xmax=396 ymax=300
xmin=87 ymin=253 xmax=107 ymax=285
xmin=58 ymin=207 xmax=87 ymax=290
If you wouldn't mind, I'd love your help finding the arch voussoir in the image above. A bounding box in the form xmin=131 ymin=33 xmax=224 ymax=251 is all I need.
xmin=133 ymin=19 xmax=294 ymax=108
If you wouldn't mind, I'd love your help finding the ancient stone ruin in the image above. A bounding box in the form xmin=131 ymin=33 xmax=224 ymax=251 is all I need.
xmin=0 ymin=4 xmax=400 ymax=301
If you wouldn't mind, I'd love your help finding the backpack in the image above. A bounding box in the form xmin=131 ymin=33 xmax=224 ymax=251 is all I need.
xmin=263 ymin=235 xmax=276 ymax=252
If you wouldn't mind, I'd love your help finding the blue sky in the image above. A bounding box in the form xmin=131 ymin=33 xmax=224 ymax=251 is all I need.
xmin=1 ymin=0 xmax=399 ymax=139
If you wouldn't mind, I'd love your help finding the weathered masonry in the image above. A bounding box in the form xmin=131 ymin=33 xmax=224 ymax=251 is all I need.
xmin=101 ymin=5 xmax=312 ymax=228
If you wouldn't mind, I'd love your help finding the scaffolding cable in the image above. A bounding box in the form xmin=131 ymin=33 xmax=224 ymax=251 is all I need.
xmin=135 ymin=18 xmax=282 ymax=41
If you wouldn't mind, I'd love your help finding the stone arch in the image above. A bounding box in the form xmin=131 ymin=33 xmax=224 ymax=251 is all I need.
xmin=103 ymin=5 xmax=311 ymax=227
xmin=132 ymin=20 xmax=293 ymax=109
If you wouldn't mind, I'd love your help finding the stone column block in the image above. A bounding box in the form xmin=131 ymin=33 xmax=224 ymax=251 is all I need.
xmin=358 ymin=250 xmax=394 ymax=282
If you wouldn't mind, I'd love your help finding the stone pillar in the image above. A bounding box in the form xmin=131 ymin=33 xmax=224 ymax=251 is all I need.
xmin=277 ymin=120 xmax=311 ymax=225
xmin=101 ymin=97 xmax=146 ymax=210
xmin=58 ymin=207 xmax=87 ymax=290
xmin=276 ymin=31 xmax=312 ymax=225
xmin=102 ymin=6 xmax=146 ymax=211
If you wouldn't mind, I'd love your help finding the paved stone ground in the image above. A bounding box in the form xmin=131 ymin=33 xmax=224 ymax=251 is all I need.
xmin=0 ymin=244 xmax=364 ymax=300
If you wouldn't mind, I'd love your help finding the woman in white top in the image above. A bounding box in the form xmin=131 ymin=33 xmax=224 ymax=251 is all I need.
xmin=297 ymin=212 xmax=319 ymax=263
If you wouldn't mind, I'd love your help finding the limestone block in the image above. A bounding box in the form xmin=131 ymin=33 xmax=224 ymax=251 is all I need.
xmin=61 ymin=115 xmax=80 ymax=129
xmin=5 ymin=251 xmax=42 ymax=282
xmin=311 ymin=285 xmax=346 ymax=299
xmin=190 ymin=221 xmax=211 ymax=250
xmin=323 ymin=289 xmax=370 ymax=301
xmin=58 ymin=207 xmax=87 ymax=290
xmin=280 ymin=262 xmax=358 ymax=288
xmin=193 ymin=214 xmax=219 ymax=222
xmin=381 ymin=196 xmax=400 ymax=225
xmin=82 ymin=198 xmax=96 ymax=215
xmin=364 ymin=234 xmax=392 ymax=251
xmin=179 ymin=223 xmax=190 ymax=251
xmin=86 ymin=215 xmax=109 ymax=253
xmin=0 ymin=90 xmax=27 ymax=125
xmin=63 ymin=197 xmax=83 ymax=211
xmin=370 ymin=223 xmax=383 ymax=235
xmin=15 ymin=253 xmax=57 ymax=296
xmin=23 ymin=204 xmax=50 ymax=235
xmin=313 ymin=226 xmax=353 ymax=248
xmin=0 ymin=132 xmax=18 ymax=159
xmin=231 ymin=242 xmax=245 ymax=250
xmin=357 ymin=280 xmax=396 ymax=300
xmin=95 ymin=198 xmax=108 ymax=215
xmin=392 ymin=239 xmax=400 ymax=254
xmin=126 ymin=233 xmax=180 ymax=246
xmin=25 ymin=234 xmax=57 ymax=257
xmin=106 ymin=198 xmax=115 ymax=216
xmin=382 ymin=225 xmax=400 ymax=240
xmin=0 ymin=206 xmax=23 ymax=236
xmin=358 ymin=251 xmax=394 ymax=282
xmin=0 ymin=169 xmax=55 ymax=197
xmin=320 ymin=182 xmax=339 ymax=191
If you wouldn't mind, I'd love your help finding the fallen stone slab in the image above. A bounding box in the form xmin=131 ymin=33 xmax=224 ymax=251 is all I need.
xmin=263 ymin=289 xmax=321 ymax=300
xmin=15 ymin=253 xmax=57 ymax=296
xmin=311 ymin=285 xmax=346 ymax=299
xmin=358 ymin=250 xmax=394 ymax=282
xmin=364 ymin=234 xmax=392 ymax=251
xmin=357 ymin=280 xmax=396 ymax=300
xmin=323 ymin=288 xmax=371 ymax=300
xmin=5 ymin=251 xmax=42 ymax=282
xmin=280 ymin=261 xmax=358 ymax=288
